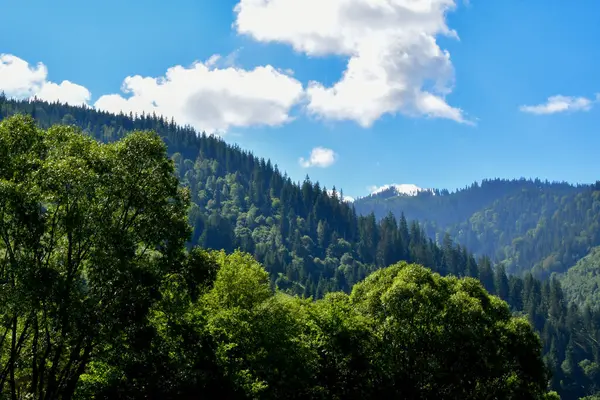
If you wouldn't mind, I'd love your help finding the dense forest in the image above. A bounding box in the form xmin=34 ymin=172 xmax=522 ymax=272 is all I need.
xmin=354 ymin=180 xmax=600 ymax=279
xmin=1 ymin=96 xmax=600 ymax=398
xmin=559 ymin=247 xmax=600 ymax=310
xmin=0 ymin=113 xmax=555 ymax=399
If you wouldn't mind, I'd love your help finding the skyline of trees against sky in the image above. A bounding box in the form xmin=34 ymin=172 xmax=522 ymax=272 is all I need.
xmin=2 ymin=0 xmax=599 ymax=198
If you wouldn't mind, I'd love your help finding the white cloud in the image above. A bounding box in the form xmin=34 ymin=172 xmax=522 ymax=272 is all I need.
xmin=0 ymin=54 xmax=90 ymax=106
xmin=299 ymin=147 xmax=337 ymax=168
xmin=35 ymin=81 xmax=91 ymax=106
xmin=1 ymin=54 xmax=305 ymax=133
xmin=520 ymin=94 xmax=598 ymax=115
xmin=235 ymin=0 xmax=470 ymax=127
xmin=95 ymin=57 xmax=305 ymax=133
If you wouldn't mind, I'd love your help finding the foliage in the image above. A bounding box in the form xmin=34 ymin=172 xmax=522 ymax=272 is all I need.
xmin=354 ymin=179 xmax=600 ymax=279
xmin=350 ymin=263 xmax=549 ymax=399
xmin=82 ymin=251 xmax=553 ymax=399
xmin=2 ymin=100 xmax=599 ymax=398
xmin=0 ymin=96 xmax=489 ymax=299
xmin=558 ymin=247 xmax=600 ymax=310
xmin=0 ymin=115 xmax=190 ymax=398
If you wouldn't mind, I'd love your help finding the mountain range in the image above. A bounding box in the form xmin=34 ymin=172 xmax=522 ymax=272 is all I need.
xmin=354 ymin=179 xmax=600 ymax=280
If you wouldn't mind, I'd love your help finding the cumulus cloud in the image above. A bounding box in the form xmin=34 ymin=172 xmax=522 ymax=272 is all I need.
xmin=94 ymin=57 xmax=305 ymax=132
xmin=0 ymin=54 xmax=90 ymax=105
xmin=235 ymin=0 xmax=470 ymax=127
xmin=299 ymin=147 xmax=337 ymax=168
xmin=1 ymin=54 xmax=305 ymax=133
xmin=520 ymin=94 xmax=598 ymax=115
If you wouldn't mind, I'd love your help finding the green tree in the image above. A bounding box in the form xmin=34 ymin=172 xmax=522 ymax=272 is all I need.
xmin=204 ymin=251 xmax=318 ymax=399
xmin=306 ymin=292 xmax=376 ymax=399
xmin=495 ymin=265 xmax=510 ymax=300
xmin=0 ymin=115 xmax=190 ymax=399
xmin=350 ymin=262 xmax=550 ymax=399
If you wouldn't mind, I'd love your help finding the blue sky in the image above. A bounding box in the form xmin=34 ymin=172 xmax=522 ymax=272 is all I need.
xmin=1 ymin=0 xmax=599 ymax=199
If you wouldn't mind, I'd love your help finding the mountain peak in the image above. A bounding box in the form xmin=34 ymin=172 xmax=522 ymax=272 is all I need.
xmin=369 ymin=183 xmax=432 ymax=197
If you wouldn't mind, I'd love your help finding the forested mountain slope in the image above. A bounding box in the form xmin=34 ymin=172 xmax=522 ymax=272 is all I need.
xmin=559 ymin=247 xmax=600 ymax=310
xmin=0 ymin=95 xmax=483 ymax=297
xmin=354 ymin=179 xmax=600 ymax=278
xmin=2 ymin=97 xmax=600 ymax=398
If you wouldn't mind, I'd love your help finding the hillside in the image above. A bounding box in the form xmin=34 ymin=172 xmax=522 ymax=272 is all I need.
xmin=3 ymin=98 xmax=600 ymax=398
xmin=354 ymin=179 xmax=600 ymax=278
xmin=559 ymin=247 xmax=600 ymax=309
xmin=0 ymin=95 xmax=480 ymax=297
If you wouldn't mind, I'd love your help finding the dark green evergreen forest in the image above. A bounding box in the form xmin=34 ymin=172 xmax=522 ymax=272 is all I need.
xmin=0 ymin=96 xmax=598 ymax=398
xmin=559 ymin=247 xmax=600 ymax=310
xmin=353 ymin=179 xmax=600 ymax=279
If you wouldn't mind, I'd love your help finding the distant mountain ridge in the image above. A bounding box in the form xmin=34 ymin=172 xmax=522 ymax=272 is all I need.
xmin=354 ymin=178 xmax=600 ymax=279
xmin=367 ymin=183 xmax=434 ymax=197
